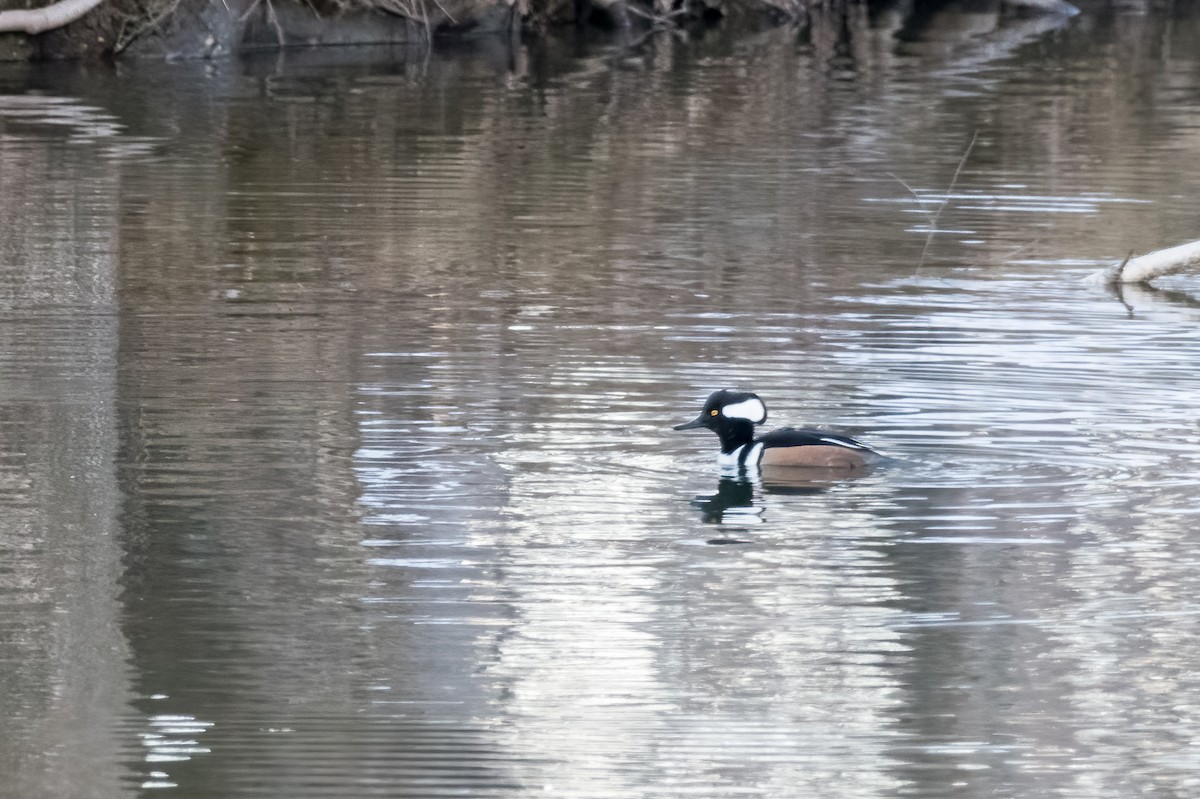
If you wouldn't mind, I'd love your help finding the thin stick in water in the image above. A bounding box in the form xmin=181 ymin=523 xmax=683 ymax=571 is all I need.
xmin=916 ymin=129 xmax=979 ymax=273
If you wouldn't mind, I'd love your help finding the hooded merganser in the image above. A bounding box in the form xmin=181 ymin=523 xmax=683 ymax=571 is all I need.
xmin=673 ymin=389 xmax=883 ymax=471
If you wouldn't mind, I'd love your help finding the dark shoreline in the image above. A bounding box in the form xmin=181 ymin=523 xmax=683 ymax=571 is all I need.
xmin=0 ymin=0 xmax=1082 ymax=63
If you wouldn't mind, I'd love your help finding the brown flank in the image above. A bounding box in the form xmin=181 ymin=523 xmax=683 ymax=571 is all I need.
xmin=759 ymin=445 xmax=871 ymax=470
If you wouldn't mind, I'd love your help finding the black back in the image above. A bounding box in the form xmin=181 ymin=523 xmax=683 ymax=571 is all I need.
xmin=756 ymin=427 xmax=877 ymax=453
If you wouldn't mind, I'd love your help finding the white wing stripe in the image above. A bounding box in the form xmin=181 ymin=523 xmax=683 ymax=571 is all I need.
xmin=819 ymin=436 xmax=866 ymax=449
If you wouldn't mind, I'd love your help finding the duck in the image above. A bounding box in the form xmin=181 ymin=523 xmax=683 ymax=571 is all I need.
xmin=673 ymin=389 xmax=884 ymax=471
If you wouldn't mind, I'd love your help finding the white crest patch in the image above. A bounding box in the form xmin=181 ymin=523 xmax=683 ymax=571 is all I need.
xmin=722 ymin=397 xmax=766 ymax=424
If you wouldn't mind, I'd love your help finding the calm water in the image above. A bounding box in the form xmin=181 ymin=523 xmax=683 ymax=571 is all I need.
xmin=4 ymin=4 xmax=1200 ymax=797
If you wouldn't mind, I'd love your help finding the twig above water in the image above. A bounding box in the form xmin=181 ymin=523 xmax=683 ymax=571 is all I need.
xmin=914 ymin=130 xmax=979 ymax=273
xmin=1114 ymin=251 xmax=1133 ymax=283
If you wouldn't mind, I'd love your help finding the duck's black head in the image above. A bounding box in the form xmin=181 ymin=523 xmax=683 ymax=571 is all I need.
xmin=673 ymin=389 xmax=767 ymax=453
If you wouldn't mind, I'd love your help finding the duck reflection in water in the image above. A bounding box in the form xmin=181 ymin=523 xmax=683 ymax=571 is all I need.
xmin=690 ymin=477 xmax=763 ymax=526
xmin=691 ymin=468 xmax=871 ymax=525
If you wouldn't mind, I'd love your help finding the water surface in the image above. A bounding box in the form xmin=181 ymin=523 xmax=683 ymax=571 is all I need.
xmin=4 ymin=6 xmax=1200 ymax=797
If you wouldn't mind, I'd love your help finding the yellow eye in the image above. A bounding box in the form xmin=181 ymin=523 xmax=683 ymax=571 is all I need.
xmin=710 ymin=409 xmax=719 ymax=416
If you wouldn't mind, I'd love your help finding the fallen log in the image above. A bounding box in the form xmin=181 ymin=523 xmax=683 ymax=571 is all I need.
xmin=0 ymin=0 xmax=106 ymax=34
xmin=1006 ymin=0 xmax=1080 ymax=14
xmin=1083 ymin=238 xmax=1200 ymax=286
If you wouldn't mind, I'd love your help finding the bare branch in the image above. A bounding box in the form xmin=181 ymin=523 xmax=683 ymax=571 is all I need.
xmin=1113 ymin=251 xmax=1133 ymax=283
xmin=114 ymin=0 xmax=181 ymax=53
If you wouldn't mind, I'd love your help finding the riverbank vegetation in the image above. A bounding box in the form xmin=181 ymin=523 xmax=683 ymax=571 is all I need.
xmin=0 ymin=0 xmax=1078 ymax=61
